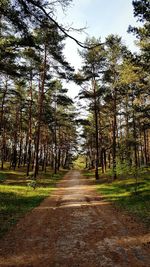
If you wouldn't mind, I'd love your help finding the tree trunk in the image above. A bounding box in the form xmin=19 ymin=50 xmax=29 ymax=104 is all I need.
xmin=34 ymin=45 xmax=47 ymax=178
xmin=112 ymin=90 xmax=117 ymax=180
xmin=24 ymin=132 xmax=28 ymax=166
xmin=104 ymin=149 xmax=107 ymax=172
xmin=101 ymin=149 xmax=104 ymax=174
xmin=18 ymin=109 xmax=23 ymax=168
xmin=27 ymin=71 xmax=33 ymax=176
xmin=12 ymin=106 xmax=19 ymax=170
xmin=144 ymin=128 xmax=148 ymax=165
xmin=1 ymin=79 xmax=8 ymax=170
xmin=132 ymin=95 xmax=138 ymax=168
xmin=92 ymin=76 xmax=99 ymax=180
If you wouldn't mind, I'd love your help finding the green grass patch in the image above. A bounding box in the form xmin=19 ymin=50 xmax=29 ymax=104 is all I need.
xmin=83 ymin=170 xmax=94 ymax=177
xmin=96 ymin=174 xmax=150 ymax=227
xmin=0 ymin=168 xmax=67 ymax=238
xmin=83 ymin=167 xmax=150 ymax=227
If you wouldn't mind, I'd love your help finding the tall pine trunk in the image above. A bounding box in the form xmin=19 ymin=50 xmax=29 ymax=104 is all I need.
xmin=143 ymin=128 xmax=148 ymax=166
xmin=92 ymin=76 xmax=99 ymax=180
xmin=112 ymin=89 xmax=117 ymax=180
xmin=27 ymin=73 xmax=33 ymax=176
xmin=1 ymin=79 xmax=8 ymax=170
xmin=34 ymin=45 xmax=47 ymax=178
xmin=18 ymin=109 xmax=23 ymax=168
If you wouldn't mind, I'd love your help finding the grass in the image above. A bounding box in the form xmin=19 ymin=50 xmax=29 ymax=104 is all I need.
xmin=0 ymin=166 xmax=67 ymax=238
xmin=83 ymin=167 xmax=150 ymax=227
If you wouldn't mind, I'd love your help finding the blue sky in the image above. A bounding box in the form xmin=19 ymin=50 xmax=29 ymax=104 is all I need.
xmin=57 ymin=0 xmax=140 ymax=97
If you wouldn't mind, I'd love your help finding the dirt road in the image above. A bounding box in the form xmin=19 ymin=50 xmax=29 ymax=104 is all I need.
xmin=0 ymin=170 xmax=150 ymax=267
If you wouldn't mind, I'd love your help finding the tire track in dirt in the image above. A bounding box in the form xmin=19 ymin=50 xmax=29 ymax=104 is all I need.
xmin=0 ymin=170 xmax=150 ymax=267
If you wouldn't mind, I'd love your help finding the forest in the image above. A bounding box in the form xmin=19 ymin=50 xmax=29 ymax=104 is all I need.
xmin=0 ymin=0 xmax=149 ymax=179
xmin=0 ymin=0 xmax=150 ymax=254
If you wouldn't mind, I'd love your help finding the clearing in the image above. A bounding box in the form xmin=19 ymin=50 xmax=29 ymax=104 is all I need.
xmin=0 ymin=170 xmax=150 ymax=267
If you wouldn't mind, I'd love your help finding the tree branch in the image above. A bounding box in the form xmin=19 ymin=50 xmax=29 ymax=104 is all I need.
xmin=29 ymin=0 xmax=104 ymax=49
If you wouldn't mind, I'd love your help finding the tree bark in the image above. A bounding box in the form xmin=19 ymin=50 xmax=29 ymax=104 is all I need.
xmin=0 ymin=79 xmax=8 ymax=170
xmin=27 ymin=71 xmax=33 ymax=176
xmin=34 ymin=45 xmax=47 ymax=178
xmin=143 ymin=128 xmax=148 ymax=165
xmin=112 ymin=89 xmax=117 ymax=180
xmin=92 ymin=76 xmax=99 ymax=180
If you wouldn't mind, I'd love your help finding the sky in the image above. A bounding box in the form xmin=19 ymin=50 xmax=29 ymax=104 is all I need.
xmin=56 ymin=0 xmax=140 ymax=98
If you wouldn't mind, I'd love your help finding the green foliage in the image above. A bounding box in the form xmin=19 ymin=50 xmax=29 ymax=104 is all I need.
xmin=0 ymin=173 xmax=6 ymax=183
xmin=104 ymin=162 xmax=129 ymax=177
xmin=27 ymin=180 xmax=37 ymax=189
xmin=103 ymin=163 xmax=149 ymax=178
xmin=132 ymin=0 xmax=150 ymax=22
xmin=73 ymin=155 xmax=86 ymax=169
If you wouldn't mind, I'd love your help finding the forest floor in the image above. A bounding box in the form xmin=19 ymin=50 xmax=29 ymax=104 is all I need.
xmin=0 ymin=170 xmax=150 ymax=267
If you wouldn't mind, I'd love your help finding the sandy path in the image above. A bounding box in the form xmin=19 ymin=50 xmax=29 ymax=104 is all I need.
xmin=0 ymin=170 xmax=150 ymax=267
